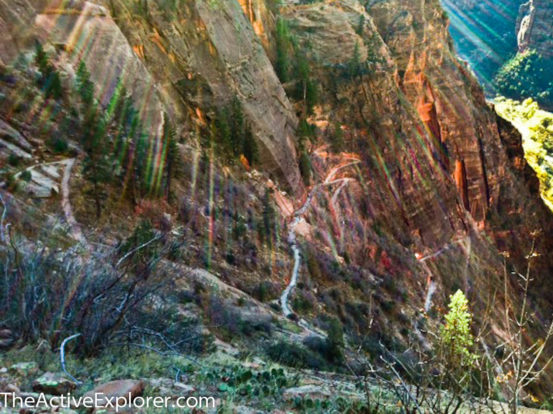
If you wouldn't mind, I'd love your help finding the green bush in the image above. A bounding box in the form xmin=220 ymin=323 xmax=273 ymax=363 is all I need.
xmin=266 ymin=340 xmax=329 ymax=370
xmin=20 ymin=170 xmax=32 ymax=182
xmin=8 ymin=154 xmax=21 ymax=166
xmin=47 ymin=137 xmax=69 ymax=154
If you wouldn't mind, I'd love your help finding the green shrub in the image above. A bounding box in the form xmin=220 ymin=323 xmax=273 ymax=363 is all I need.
xmin=47 ymin=137 xmax=69 ymax=154
xmin=20 ymin=170 xmax=32 ymax=182
xmin=494 ymin=50 xmax=553 ymax=109
xmin=439 ymin=290 xmax=476 ymax=369
xmin=8 ymin=154 xmax=21 ymax=166
xmin=266 ymin=340 xmax=328 ymax=370
xmin=326 ymin=317 xmax=344 ymax=363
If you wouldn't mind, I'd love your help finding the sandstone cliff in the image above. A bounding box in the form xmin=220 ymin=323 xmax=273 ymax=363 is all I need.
xmin=0 ymin=0 xmax=302 ymax=193
xmin=1 ymin=0 xmax=553 ymax=396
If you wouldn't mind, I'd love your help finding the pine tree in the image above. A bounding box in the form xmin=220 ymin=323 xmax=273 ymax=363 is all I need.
xmin=348 ymin=41 xmax=363 ymax=79
xmin=243 ymin=127 xmax=259 ymax=166
xmin=305 ymin=79 xmax=318 ymax=115
xmin=75 ymin=61 xmax=112 ymax=217
xmin=356 ymin=14 xmax=365 ymax=35
xmin=330 ymin=122 xmax=344 ymax=153
xmin=297 ymin=118 xmax=313 ymax=185
xmin=262 ymin=189 xmax=275 ymax=248
xmin=45 ymin=72 xmax=63 ymax=100
xmin=82 ymin=115 xmax=112 ymax=218
xmin=299 ymin=148 xmax=311 ymax=186
xmin=326 ymin=318 xmax=344 ymax=363
xmin=230 ymin=96 xmax=245 ymax=157
xmin=34 ymin=42 xmax=50 ymax=77
xmin=214 ymin=107 xmax=232 ymax=158
xmin=76 ymin=61 xmax=95 ymax=107
xmin=163 ymin=119 xmax=179 ymax=199
xmin=440 ymin=290 xmax=476 ymax=371
xmin=34 ymin=42 xmax=63 ymax=100
xmin=275 ymin=17 xmax=291 ymax=83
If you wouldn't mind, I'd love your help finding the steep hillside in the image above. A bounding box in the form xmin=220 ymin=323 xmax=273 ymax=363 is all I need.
xmin=1 ymin=0 xmax=553 ymax=411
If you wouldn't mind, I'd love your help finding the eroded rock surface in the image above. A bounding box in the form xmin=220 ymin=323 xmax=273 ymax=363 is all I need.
xmin=517 ymin=0 xmax=553 ymax=57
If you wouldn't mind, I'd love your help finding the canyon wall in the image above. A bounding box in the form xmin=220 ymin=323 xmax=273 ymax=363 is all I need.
xmin=1 ymin=0 xmax=553 ymax=370
xmin=0 ymin=0 xmax=302 ymax=193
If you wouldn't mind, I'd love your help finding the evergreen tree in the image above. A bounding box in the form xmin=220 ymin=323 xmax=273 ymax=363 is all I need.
xmin=297 ymin=118 xmax=313 ymax=185
xmin=76 ymin=61 xmax=95 ymax=107
xmin=305 ymin=79 xmax=318 ymax=115
xmin=347 ymin=41 xmax=364 ymax=79
xmin=75 ymin=61 xmax=112 ymax=217
xmin=34 ymin=42 xmax=50 ymax=77
xmin=326 ymin=318 xmax=344 ymax=363
xmin=275 ymin=17 xmax=291 ymax=83
xmin=214 ymin=107 xmax=233 ymax=158
xmin=163 ymin=119 xmax=179 ymax=199
xmin=356 ymin=14 xmax=365 ymax=36
xmin=34 ymin=42 xmax=63 ymax=100
xmin=262 ymin=189 xmax=275 ymax=248
xmin=243 ymin=127 xmax=259 ymax=166
xmin=330 ymin=122 xmax=344 ymax=153
xmin=293 ymin=47 xmax=318 ymax=115
xmin=439 ymin=290 xmax=476 ymax=385
xmin=82 ymin=115 xmax=112 ymax=218
xmin=230 ymin=96 xmax=245 ymax=157
xmin=298 ymin=118 xmax=316 ymax=144
xmin=299 ymin=148 xmax=311 ymax=186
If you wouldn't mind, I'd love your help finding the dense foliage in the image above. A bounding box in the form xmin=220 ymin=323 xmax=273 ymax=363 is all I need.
xmin=494 ymin=50 xmax=553 ymax=109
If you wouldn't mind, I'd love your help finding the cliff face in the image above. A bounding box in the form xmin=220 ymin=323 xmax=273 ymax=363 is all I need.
xmin=276 ymin=0 xmax=553 ymax=320
xmin=0 ymin=0 xmax=302 ymax=193
xmin=517 ymin=0 xmax=553 ymax=57
xmin=1 ymin=0 xmax=553 ymax=378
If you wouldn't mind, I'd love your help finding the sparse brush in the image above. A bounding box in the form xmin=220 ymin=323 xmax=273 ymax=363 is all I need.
xmin=0 ymin=220 xmax=183 ymax=357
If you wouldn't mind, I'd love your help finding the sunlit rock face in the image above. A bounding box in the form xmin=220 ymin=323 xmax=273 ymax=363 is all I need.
xmin=517 ymin=0 xmax=553 ymax=58
xmin=106 ymin=0 xmax=302 ymax=194
xmin=277 ymin=0 xmax=553 ymax=300
xmin=34 ymin=2 xmax=165 ymax=144
xmin=2 ymin=0 xmax=553 ymax=357
xmin=0 ymin=0 xmax=302 ymax=194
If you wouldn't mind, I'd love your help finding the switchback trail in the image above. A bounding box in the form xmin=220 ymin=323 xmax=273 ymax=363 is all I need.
xmin=280 ymin=158 xmax=360 ymax=319
xmin=61 ymin=158 xmax=87 ymax=245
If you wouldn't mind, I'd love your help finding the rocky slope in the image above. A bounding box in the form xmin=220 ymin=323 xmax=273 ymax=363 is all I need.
xmin=1 ymin=0 xmax=553 ymax=408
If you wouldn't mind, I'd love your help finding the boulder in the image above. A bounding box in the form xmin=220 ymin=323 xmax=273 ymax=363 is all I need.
xmin=145 ymin=377 xmax=195 ymax=399
xmin=85 ymin=379 xmax=145 ymax=408
xmin=0 ymin=120 xmax=33 ymax=160
xmin=282 ymin=384 xmax=331 ymax=401
xmin=0 ymin=329 xmax=12 ymax=338
xmin=32 ymin=372 xmax=76 ymax=395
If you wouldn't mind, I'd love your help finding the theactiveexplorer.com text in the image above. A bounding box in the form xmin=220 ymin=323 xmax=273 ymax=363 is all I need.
xmin=1 ymin=392 xmax=217 ymax=412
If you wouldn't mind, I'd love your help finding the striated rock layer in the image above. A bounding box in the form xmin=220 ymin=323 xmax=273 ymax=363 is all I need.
xmin=277 ymin=0 xmax=553 ymax=317
xmin=1 ymin=0 xmax=553 ymax=383
xmin=0 ymin=0 xmax=302 ymax=193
